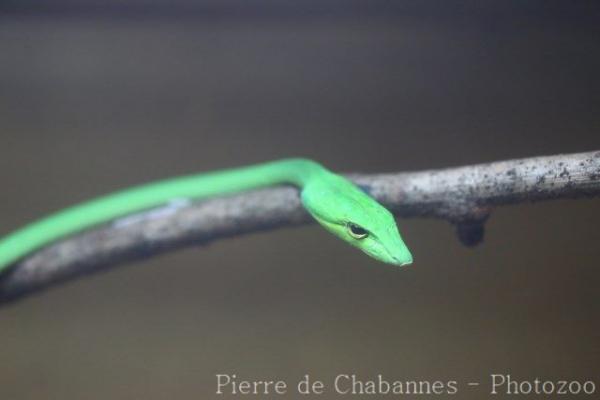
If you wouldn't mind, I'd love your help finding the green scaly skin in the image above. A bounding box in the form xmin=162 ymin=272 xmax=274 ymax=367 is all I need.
xmin=0 ymin=158 xmax=412 ymax=273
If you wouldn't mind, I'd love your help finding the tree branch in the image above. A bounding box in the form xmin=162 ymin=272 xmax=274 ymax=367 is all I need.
xmin=1 ymin=150 xmax=599 ymax=304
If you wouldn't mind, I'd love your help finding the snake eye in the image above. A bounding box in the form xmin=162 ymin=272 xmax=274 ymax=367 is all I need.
xmin=347 ymin=223 xmax=369 ymax=239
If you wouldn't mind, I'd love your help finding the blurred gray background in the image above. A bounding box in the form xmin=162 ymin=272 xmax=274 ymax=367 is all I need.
xmin=0 ymin=1 xmax=599 ymax=399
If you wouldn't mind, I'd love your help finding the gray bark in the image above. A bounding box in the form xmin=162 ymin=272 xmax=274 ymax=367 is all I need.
xmin=1 ymin=150 xmax=599 ymax=304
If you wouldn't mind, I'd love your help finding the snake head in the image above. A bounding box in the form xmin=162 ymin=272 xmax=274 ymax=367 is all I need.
xmin=301 ymin=173 xmax=413 ymax=267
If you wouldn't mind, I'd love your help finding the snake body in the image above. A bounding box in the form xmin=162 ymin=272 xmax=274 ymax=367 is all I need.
xmin=0 ymin=158 xmax=412 ymax=273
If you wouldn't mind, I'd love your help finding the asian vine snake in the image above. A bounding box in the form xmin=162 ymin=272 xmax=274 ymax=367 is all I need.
xmin=0 ymin=158 xmax=412 ymax=273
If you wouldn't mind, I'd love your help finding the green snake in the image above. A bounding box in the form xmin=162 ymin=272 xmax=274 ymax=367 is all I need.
xmin=0 ymin=158 xmax=412 ymax=273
